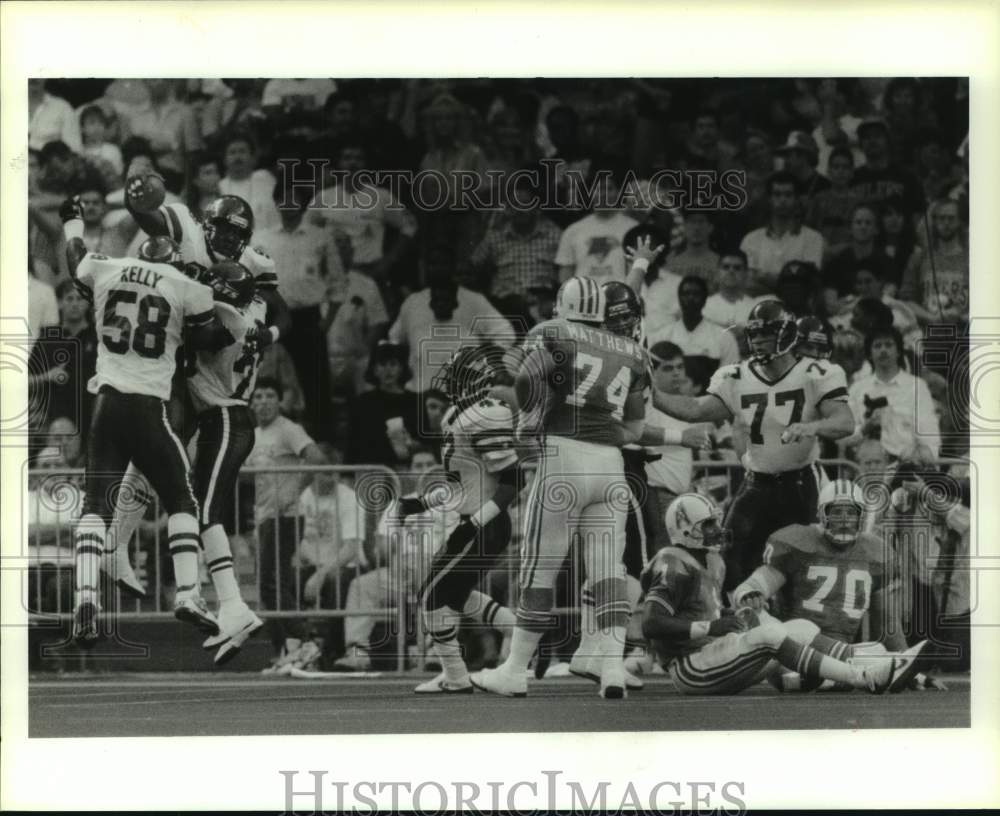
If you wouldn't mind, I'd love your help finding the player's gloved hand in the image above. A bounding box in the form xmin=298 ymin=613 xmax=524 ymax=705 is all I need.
xmin=396 ymin=497 xmax=426 ymax=519
xmin=242 ymin=320 xmax=274 ymax=356
xmin=708 ymin=616 xmax=746 ymax=636
xmin=737 ymin=591 xmax=767 ymax=610
xmin=58 ymin=195 xmax=83 ymax=224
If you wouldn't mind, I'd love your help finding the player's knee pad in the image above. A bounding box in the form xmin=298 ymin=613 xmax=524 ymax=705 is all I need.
xmin=781 ymin=618 xmax=821 ymax=643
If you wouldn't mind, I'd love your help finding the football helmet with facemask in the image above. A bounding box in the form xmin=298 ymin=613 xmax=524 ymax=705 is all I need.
xmin=602 ymin=280 xmax=643 ymax=341
xmin=203 ymin=260 xmax=256 ymax=311
xmin=795 ymin=315 xmax=833 ymax=360
xmin=664 ymin=493 xmax=731 ymax=551
xmin=203 ymin=195 xmax=254 ymax=261
xmin=745 ymin=299 xmax=798 ymax=364
xmin=431 ymin=343 xmax=506 ymax=407
xmin=555 ymin=276 xmax=606 ymax=324
xmin=818 ymin=479 xmax=865 ymax=548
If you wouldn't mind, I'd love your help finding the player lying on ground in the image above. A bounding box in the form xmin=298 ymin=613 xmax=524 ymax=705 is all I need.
xmin=394 ymin=345 xmax=522 ymax=694
xmin=732 ymin=478 xmax=929 ymax=691
xmin=651 ymin=298 xmax=855 ymax=593
xmin=60 ymin=199 xmax=234 ymax=645
xmin=638 ymin=492 xmax=927 ymax=694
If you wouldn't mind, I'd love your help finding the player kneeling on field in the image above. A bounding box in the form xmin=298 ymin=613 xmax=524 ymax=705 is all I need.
xmin=638 ymin=493 xmax=924 ymax=695
xmin=732 ymin=479 xmax=929 ymax=692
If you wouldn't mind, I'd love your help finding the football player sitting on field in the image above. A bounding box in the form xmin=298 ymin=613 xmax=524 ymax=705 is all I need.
xmin=732 ymin=479 xmax=927 ymax=691
xmin=638 ymin=492 xmax=927 ymax=695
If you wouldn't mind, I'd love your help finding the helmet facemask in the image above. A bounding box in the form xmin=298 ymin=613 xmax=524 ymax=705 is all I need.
xmin=820 ymin=501 xmax=862 ymax=548
xmin=746 ymin=319 xmax=796 ymax=363
xmin=205 ymin=217 xmax=251 ymax=261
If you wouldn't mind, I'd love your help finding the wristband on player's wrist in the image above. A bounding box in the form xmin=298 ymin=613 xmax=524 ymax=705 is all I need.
xmin=630 ymin=257 xmax=650 ymax=273
xmin=268 ymin=326 xmax=280 ymax=344
xmin=659 ymin=427 xmax=683 ymax=446
xmin=689 ymin=620 xmax=711 ymax=639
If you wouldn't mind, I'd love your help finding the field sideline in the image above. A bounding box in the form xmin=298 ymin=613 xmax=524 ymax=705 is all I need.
xmin=28 ymin=672 xmax=970 ymax=737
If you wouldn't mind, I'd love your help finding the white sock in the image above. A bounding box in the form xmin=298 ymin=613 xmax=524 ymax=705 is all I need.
xmin=576 ymin=584 xmax=600 ymax=662
xmin=201 ymin=524 xmax=241 ymax=608
xmin=502 ymin=627 xmax=544 ymax=674
xmin=426 ymin=607 xmax=468 ymax=683
xmin=168 ymin=513 xmax=201 ymax=596
xmin=108 ymin=463 xmax=149 ymax=560
xmin=74 ymin=514 xmax=106 ymax=603
xmin=463 ymin=590 xmax=515 ymax=631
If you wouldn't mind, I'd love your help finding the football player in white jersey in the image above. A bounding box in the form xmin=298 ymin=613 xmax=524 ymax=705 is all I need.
xmin=395 ymin=345 xmax=522 ymax=694
xmin=60 ymin=198 xmax=233 ymax=646
xmin=652 ymin=300 xmax=855 ymax=594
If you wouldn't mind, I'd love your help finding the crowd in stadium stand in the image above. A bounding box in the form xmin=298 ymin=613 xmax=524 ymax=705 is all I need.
xmin=26 ymin=78 xmax=971 ymax=671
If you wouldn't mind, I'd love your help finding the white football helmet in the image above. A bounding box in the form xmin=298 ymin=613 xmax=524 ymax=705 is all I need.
xmin=818 ymin=479 xmax=865 ymax=548
xmin=664 ymin=493 xmax=729 ymax=550
xmin=555 ymin=276 xmax=606 ymax=324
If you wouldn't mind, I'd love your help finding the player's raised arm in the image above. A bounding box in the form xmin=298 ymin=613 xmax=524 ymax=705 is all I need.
xmin=624 ymin=233 xmax=665 ymax=294
xmin=124 ymin=172 xmax=170 ymax=237
xmin=59 ymin=196 xmax=88 ymax=279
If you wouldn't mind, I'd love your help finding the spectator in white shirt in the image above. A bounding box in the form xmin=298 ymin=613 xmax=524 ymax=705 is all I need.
xmin=112 ymin=79 xmax=203 ymax=174
xmin=255 ymin=183 xmax=341 ymax=439
xmin=308 ymin=139 xmax=417 ymax=284
xmin=29 ymin=79 xmax=82 ymax=154
xmin=219 ymin=131 xmax=280 ymax=232
xmin=740 ymin=171 xmax=825 ymax=295
xmin=642 ymin=341 xmax=715 ymax=546
xmin=79 ymin=105 xmax=123 ymax=193
xmin=624 ymin=224 xmax=682 ymax=338
xmin=555 ymin=175 xmax=639 ymax=284
xmin=648 ymin=275 xmax=740 ymax=393
xmin=847 ymin=326 xmax=940 ymax=459
xmin=388 ymin=249 xmax=516 ymax=392
xmin=703 ymin=249 xmax=760 ymax=329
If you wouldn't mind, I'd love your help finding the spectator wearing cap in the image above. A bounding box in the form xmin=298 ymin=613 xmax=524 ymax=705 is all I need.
xmin=349 ymin=342 xmax=421 ymax=468
xmin=555 ymin=173 xmax=639 ymax=285
xmin=647 ymin=275 xmax=740 ymax=392
xmin=219 ymin=131 xmax=280 ymax=232
xmin=776 ymin=130 xmax=831 ymax=209
xmin=846 ymin=325 xmax=940 ymax=458
xmin=664 ymin=210 xmax=720 ymax=290
xmin=739 ymin=171 xmax=825 ymax=295
xmin=29 ymin=79 xmax=82 ymax=154
xmin=806 ymin=146 xmax=863 ymax=253
xmin=388 ymin=249 xmax=515 ymax=392
xmin=309 ymin=138 xmax=418 ymax=290
xmin=851 ymin=117 xmax=925 ymax=217
xmin=255 ymin=182 xmax=337 ymax=437
xmin=822 ymin=202 xmax=893 ymax=313
xmin=625 ymin=224 xmax=682 ymax=338
xmin=469 ymin=173 xmax=560 ymax=305
xmin=703 ymin=250 xmax=760 ymax=328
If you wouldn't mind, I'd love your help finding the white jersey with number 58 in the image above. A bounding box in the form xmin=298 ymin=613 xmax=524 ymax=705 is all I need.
xmin=707 ymin=356 xmax=847 ymax=474
xmin=74 ymin=252 xmax=214 ymax=401
xmin=159 ymin=202 xmax=278 ymax=291
xmin=187 ymin=296 xmax=268 ymax=411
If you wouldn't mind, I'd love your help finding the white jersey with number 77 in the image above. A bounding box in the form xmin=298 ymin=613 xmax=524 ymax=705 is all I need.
xmin=706 ymin=357 xmax=848 ymax=474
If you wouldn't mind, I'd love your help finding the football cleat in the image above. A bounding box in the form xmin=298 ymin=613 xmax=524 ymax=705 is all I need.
xmin=210 ymin=605 xmax=264 ymax=667
xmin=469 ymin=667 xmax=528 ymax=697
xmin=568 ymin=654 xmax=644 ymax=690
xmin=101 ymin=549 xmax=147 ymax=600
xmin=72 ymin=598 xmax=101 ymax=649
xmin=173 ymin=594 xmax=220 ymax=636
xmin=599 ymin=662 xmax=628 ymax=700
xmin=414 ymin=673 xmax=474 ymax=694
xmin=887 ymin=640 xmax=929 ymax=693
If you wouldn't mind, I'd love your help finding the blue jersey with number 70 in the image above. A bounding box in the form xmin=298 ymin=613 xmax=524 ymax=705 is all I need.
xmin=524 ymin=316 xmax=648 ymax=448
xmin=707 ymin=357 xmax=848 ymax=473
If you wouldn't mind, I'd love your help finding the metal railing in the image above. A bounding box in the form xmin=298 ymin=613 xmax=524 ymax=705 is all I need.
xmin=23 ymin=457 xmax=971 ymax=670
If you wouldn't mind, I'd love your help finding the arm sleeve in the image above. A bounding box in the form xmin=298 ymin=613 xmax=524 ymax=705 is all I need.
xmin=705 ymin=365 xmax=735 ymax=411
xmin=73 ymin=253 xmax=98 ymax=290
xmin=812 ymin=361 xmax=849 ymax=404
xmin=762 ymin=530 xmax=803 ymax=578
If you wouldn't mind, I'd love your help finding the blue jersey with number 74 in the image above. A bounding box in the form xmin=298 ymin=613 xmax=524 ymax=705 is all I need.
xmin=524 ymin=316 xmax=648 ymax=447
